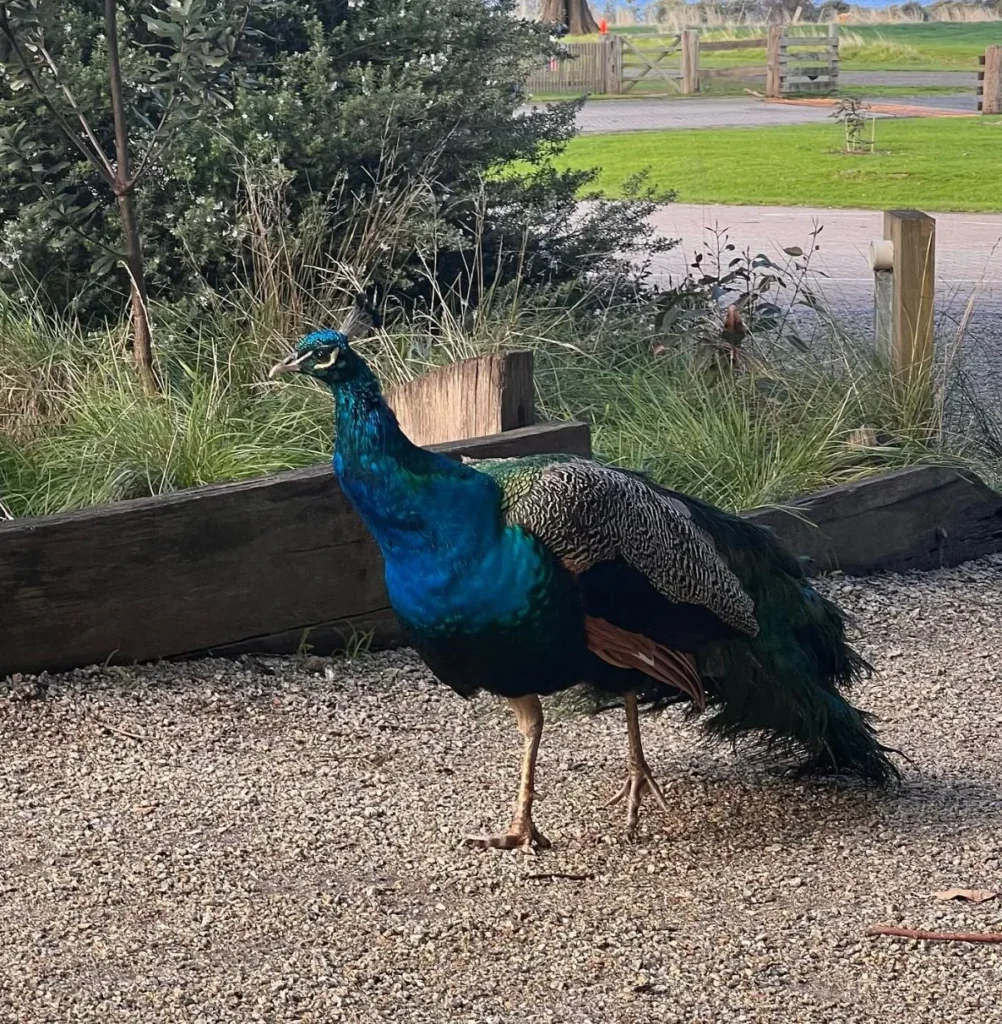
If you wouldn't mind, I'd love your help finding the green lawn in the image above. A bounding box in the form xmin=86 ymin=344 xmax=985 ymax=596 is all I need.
xmin=840 ymin=22 xmax=1002 ymax=70
xmin=555 ymin=117 xmax=1002 ymax=212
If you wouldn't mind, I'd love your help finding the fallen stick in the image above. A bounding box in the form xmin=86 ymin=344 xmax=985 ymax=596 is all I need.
xmin=100 ymin=722 xmax=145 ymax=742
xmin=867 ymin=925 xmax=1002 ymax=944
xmin=524 ymin=872 xmax=595 ymax=882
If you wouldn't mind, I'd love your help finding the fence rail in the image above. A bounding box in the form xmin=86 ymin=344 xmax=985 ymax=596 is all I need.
xmin=621 ymin=35 xmax=682 ymax=93
xmin=525 ymin=39 xmax=621 ymax=95
xmin=526 ymin=28 xmax=837 ymax=99
xmin=525 ymin=36 xmax=684 ymax=96
xmin=766 ymin=24 xmax=840 ymax=98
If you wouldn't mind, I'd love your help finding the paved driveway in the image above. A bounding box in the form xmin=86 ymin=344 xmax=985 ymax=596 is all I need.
xmin=525 ymin=72 xmax=979 ymax=133
xmin=649 ymin=203 xmax=1002 ymax=308
xmin=563 ymin=97 xmax=843 ymax=133
xmin=648 ymin=203 xmax=1002 ymax=405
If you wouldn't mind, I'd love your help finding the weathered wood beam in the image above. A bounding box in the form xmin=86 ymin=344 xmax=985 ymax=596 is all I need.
xmin=387 ymin=351 xmax=534 ymax=448
xmin=744 ymin=465 xmax=1002 ymax=577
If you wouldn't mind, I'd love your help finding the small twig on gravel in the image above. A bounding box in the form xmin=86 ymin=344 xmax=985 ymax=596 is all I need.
xmin=98 ymin=723 xmax=145 ymax=742
xmin=524 ymin=872 xmax=595 ymax=882
xmin=867 ymin=925 xmax=1002 ymax=944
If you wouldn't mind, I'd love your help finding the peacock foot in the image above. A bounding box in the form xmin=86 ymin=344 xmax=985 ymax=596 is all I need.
xmin=606 ymin=758 xmax=670 ymax=836
xmin=465 ymin=815 xmax=551 ymax=855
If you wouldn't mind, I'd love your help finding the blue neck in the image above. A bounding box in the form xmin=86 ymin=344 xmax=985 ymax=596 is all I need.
xmin=332 ymin=364 xmax=427 ymax=473
xmin=327 ymin=367 xmax=501 ymax=563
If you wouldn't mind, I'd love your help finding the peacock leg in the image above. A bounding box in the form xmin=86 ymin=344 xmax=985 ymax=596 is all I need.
xmin=606 ymin=691 xmax=669 ymax=835
xmin=466 ymin=694 xmax=551 ymax=854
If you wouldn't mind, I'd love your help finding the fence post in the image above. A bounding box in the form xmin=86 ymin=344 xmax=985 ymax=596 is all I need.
xmin=603 ymin=34 xmax=623 ymax=94
xmin=979 ymin=46 xmax=1001 ymax=114
xmin=765 ymin=25 xmax=783 ymax=98
xmin=680 ymin=29 xmax=700 ymax=94
xmin=828 ymin=22 xmax=840 ymax=95
xmin=870 ymin=211 xmax=936 ymax=395
xmin=870 ymin=239 xmax=894 ymax=367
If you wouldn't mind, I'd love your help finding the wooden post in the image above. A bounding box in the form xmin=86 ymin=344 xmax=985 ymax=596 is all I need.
xmin=600 ymin=34 xmax=622 ymax=94
xmin=765 ymin=25 xmax=783 ymax=99
xmin=386 ymin=351 xmax=535 ymax=447
xmin=979 ymin=46 xmax=1001 ymax=114
xmin=828 ymin=22 xmax=840 ymax=95
xmin=680 ymin=29 xmax=699 ymax=94
xmin=882 ymin=210 xmax=936 ymax=389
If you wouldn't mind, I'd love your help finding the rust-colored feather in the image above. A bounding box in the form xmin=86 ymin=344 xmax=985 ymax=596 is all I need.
xmin=584 ymin=615 xmax=706 ymax=710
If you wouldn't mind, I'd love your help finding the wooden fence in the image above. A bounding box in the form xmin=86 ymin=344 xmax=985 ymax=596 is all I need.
xmin=682 ymin=32 xmax=768 ymax=94
xmin=524 ymin=36 xmax=687 ymax=96
xmin=525 ymin=39 xmax=622 ymax=95
xmin=526 ymin=27 xmax=838 ymax=98
xmin=766 ymin=24 xmax=840 ymax=98
xmin=620 ymin=35 xmax=683 ymax=94
xmin=978 ymin=46 xmax=1001 ymax=114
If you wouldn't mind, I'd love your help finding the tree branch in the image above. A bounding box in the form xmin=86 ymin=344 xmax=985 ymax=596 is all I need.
xmin=129 ymin=0 xmax=257 ymax=190
xmin=104 ymin=0 xmax=132 ymax=193
xmin=126 ymin=92 xmax=179 ymax=189
xmin=0 ymin=5 xmax=115 ymax=186
xmin=35 ymin=37 xmax=117 ymax=182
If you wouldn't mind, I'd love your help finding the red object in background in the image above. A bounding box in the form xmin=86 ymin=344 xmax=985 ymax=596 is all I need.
xmin=598 ymin=18 xmax=608 ymax=34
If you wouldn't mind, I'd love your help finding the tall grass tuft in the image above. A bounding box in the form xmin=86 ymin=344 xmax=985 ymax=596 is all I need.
xmin=0 ymin=286 xmax=996 ymax=519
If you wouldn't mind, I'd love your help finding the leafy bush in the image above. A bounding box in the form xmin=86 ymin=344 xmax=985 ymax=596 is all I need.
xmin=0 ymin=0 xmax=671 ymax=328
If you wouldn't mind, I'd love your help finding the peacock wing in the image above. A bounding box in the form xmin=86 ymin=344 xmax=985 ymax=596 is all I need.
xmin=470 ymin=455 xmax=758 ymax=639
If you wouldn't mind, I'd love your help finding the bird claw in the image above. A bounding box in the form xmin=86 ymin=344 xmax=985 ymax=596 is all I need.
xmin=465 ymin=818 xmax=551 ymax=854
xmin=605 ymin=759 xmax=670 ymax=835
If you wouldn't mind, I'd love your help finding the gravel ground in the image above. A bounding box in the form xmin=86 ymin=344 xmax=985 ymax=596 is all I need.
xmin=3 ymin=558 xmax=1002 ymax=1023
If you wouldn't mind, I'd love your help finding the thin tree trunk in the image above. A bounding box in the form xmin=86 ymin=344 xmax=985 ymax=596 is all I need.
xmin=104 ymin=0 xmax=158 ymax=395
xmin=539 ymin=0 xmax=600 ymax=36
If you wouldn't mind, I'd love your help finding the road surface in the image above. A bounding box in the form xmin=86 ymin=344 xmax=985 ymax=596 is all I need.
xmin=649 ymin=203 xmax=1002 ymax=308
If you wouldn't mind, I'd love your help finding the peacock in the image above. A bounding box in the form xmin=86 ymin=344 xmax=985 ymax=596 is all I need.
xmin=269 ymin=327 xmax=900 ymax=853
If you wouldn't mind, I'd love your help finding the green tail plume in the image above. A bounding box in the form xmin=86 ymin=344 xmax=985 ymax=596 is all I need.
xmin=679 ymin=490 xmax=901 ymax=785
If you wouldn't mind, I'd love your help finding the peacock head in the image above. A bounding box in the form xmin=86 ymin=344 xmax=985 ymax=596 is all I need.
xmin=268 ymin=329 xmax=367 ymax=388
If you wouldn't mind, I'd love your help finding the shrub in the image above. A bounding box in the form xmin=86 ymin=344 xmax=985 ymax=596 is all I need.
xmin=0 ymin=0 xmax=672 ymax=332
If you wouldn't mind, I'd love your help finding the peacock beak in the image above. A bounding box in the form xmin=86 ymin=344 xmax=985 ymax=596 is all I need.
xmin=268 ymin=351 xmax=308 ymax=378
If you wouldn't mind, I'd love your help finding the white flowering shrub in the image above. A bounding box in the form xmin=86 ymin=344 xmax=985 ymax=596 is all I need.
xmin=0 ymin=0 xmax=674 ymax=325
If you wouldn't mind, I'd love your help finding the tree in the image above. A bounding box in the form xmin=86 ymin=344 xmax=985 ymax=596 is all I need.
xmin=538 ymin=0 xmax=599 ymax=35
xmin=0 ymin=0 xmax=253 ymax=392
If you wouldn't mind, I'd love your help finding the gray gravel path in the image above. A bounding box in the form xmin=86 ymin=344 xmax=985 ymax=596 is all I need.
xmin=872 ymin=92 xmax=978 ymax=112
xmin=841 ymin=71 xmax=975 ymax=88
xmin=647 ymin=202 xmax=1002 ymax=422
xmin=567 ymin=96 xmax=854 ymax=134
xmin=3 ymin=557 xmax=1002 ymax=1022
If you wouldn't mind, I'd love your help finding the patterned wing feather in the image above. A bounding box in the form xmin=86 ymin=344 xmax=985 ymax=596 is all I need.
xmin=471 ymin=456 xmax=758 ymax=637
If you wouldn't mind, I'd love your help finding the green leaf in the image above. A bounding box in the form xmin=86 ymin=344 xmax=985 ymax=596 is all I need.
xmin=144 ymin=16 xmax=184 ymax=45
